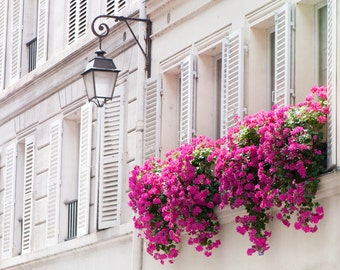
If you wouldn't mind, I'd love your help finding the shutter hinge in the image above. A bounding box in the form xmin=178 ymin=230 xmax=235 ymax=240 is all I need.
xmin=192 ymin=129 xmax=196 ymax=138
xmin=160 ymin=89 xmax=164 ymax=96
xmin=243 ymin=107 xmax=248 ymax=116
xmin=136 ymin=120 xmax=144 ymax=133
xmin=244 ymin=44 xmax=249 ymax=54
xmin=289 ymin=88 xmax=295 ymax=97
xmin=291 ymin=22 xmax=296 ymax=31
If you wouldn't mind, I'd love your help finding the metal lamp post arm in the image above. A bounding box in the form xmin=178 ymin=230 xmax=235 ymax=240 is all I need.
xmin=91 ymin=15 xmax=152 ymax=77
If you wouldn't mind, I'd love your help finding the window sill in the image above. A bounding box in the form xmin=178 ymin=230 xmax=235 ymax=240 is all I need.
xmin=0 ymin=223 xmax=133 ymax=269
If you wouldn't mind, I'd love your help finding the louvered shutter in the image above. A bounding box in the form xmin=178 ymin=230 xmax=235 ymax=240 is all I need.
xmin=46 ymin=120 xmax=62 ymax=246
xmin=107 ymin=0 xmax=126 ymax=15
xmin=68 ymin=0 xmax=87 ymax=45
xmin=77 ymin=103 xmax=92 ymax=237
xmin=36 ymin=0 xmax=49 ymax=67
xmin=179 ymin=55 xmax=197 ymax=145
xmin=143 ymin=76 xmax=162 ymax=161
xmin=2 ymin=144 xmax=17 ymax=258
xmin=78 ymin=0 xmax=87 ymax=38
xmin=107 ymin=0 xmax=115 ymax=15
xmin=220 ymin=29 xmax=244 ymax=137
xmin=326 ymin=0 xmax=336 ymax=169
xmin=68 ymin=0 xmax=77 ymax=44
xmin=0 ymin=0 xmax=8 ymax=90
xmin=21 ymin=136 xmax=35 ymax=254
xmin=273 ymin=3 xmax=294 ymax=108
xmin=10 ymin=0 xmax=24 ymax=81
xmin=98 ymin=87 xmax=124 ymax=229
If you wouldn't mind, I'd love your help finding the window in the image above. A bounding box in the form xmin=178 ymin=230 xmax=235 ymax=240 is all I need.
xmin=26 ymin=38 xmax=37 ymax=72
xmin=46 ymin=103 xmax=93 ymax=244
xmin=248 ymin=2 xmax=295 ymax=112
xmin=22 ymin=0 xmax=38 ymax=73
xmin=0 ymin=0 xmax=49 ymax=86
xmin=68 ymin=0 xmax=87 ymax=45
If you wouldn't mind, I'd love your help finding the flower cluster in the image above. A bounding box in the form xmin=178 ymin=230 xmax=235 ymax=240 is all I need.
xmin=214 ymin=86 xmax=327 ymax=255
xmin=128 ymin=86 xmax=327 ymax=263
xmin=129 ymin=136 xmax=221 ymax=264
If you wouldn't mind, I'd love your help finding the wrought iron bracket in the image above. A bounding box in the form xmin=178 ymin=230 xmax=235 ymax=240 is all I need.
xmin=91 ymin=15 xmax=152 ymax=78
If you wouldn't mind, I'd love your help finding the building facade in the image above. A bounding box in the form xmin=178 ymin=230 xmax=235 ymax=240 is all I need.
xmin=0 ymin=0 xmax=339 ymax=269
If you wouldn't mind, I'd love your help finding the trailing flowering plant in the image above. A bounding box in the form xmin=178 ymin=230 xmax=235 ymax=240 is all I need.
xmin=214 ymin=86 xmax=327 ymax=255
xmin=128 ymin=86 xmax=328 ymax=263
xmin=128 ymin=136 xmax=221 ymax=264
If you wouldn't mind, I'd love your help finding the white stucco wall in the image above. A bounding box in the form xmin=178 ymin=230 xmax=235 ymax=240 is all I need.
xmin=142 ymin=174 xmax=340 ymax=270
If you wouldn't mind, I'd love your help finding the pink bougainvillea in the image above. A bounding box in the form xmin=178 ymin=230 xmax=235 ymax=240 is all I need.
xmin=128 ymin=86 xmax=328 ymax=263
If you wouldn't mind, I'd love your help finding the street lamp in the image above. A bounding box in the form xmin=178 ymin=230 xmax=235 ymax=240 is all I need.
xmin=82 ymin=15 xmax=152 ymax=107
xmin=82 ymin=49 xmax=120 ymax=107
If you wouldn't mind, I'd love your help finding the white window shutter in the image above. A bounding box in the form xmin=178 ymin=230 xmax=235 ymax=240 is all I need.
xmin=68 ymin=0 xmax=87 ymax=45
xmin=68 ymin=0 xmax=77 ymax=44
xmin=77 ymin=103 xmax=92 ymax=237
xmin=36 ymin=0 xmax=49 ymax=67
xmin=21 ymin=136 xmax=35 ymax=254
xmin=46 ymin=120 xmax=62 ymax=246
xmin=220 ymin=29 xmax=245 ymax=137
xmin=143 ymin=76 xmax=162 ymax=161
xmin=98 ymin=87 xmax=124 ymax=229
xmin=273 ymin=3 xmax=294 ymax=108
xmin=326 ymin=0 xmax=337 ymax=169
xmin=107 ymin=0 xmax=126 ymax=15
xmin=0 ymin=0 xmax=8 ymax=90
xmin=10 ymin=0 xmax=24 ymax=81
xmin=2 ymin=144 xmax=17 ymax=258
xmin=78 ymin=0 xmax=87 ymax=38
xmin=179 ymin=54 xmax=197 ymax=145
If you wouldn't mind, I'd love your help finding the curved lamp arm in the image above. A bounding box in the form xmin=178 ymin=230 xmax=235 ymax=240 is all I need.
xmin=91 ymin=15 xmax=152 ymax=77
